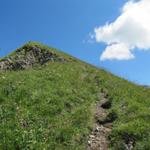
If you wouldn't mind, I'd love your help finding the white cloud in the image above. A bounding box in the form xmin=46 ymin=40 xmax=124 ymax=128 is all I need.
xmin=94 ymin=0 xmax=150 ymax=61
xmin=100 ymin=43 xmax=134 ymax=61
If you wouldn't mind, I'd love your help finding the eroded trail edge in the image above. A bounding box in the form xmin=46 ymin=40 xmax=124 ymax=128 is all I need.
xmin=87 ymin=92 xmax=114 ymax=150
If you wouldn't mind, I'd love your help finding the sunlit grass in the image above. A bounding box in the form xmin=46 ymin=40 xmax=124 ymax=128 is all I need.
xmin=0 ymin=43 xmax=150 ymax=149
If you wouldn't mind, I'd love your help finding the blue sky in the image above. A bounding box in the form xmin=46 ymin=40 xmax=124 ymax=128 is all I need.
xmin=1 ymin=0 xmax=150 ymax=85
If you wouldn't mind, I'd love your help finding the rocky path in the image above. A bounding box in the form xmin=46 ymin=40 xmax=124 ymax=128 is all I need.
xmin=87 ymin=93 xmax=113 ymax=150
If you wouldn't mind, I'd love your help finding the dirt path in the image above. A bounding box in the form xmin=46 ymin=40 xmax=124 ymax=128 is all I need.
xmin=87 ymin=93 xmax=113 ymax=150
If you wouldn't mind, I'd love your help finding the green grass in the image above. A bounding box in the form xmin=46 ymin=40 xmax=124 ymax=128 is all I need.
xmin=94 ymin=70 xmax=150 ymax=149
xmin=0 ymin=42 xmax=150 ymax=149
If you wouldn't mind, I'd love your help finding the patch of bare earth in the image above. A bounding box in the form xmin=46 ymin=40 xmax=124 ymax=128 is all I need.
xmin=87 ymin=93 xmax=113 ymax=150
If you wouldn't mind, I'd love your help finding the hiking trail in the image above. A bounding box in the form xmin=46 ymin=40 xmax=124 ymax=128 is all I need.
xmin=87 ymin=92 xmax=113 ymax=150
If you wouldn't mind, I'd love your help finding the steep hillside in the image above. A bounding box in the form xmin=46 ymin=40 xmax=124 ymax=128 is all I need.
xmin=0 ymin=42 xmax=150 ymax=150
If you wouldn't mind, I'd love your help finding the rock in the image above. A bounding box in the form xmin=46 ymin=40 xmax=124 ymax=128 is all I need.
xmin=89 ymin=135 xmax=95 ymax=138
xmin=88 ymin=140 xmax=91 ymax=146
xmin=0 ymin=45 xmax=68 ymax=71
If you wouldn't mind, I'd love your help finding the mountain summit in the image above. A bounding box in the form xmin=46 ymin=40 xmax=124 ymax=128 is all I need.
xmin=0 ymin=42 xmax=74 ymax=71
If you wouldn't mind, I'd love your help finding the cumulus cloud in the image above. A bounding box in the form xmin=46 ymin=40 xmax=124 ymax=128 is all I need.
xmin=100 ymin=43 xmax=134 ymax=61
xmin=94 ymin=0 xmax=150 ymax=61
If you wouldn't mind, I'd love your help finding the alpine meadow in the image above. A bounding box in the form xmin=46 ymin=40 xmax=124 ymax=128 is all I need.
xmin=0 ymin=42 xmax=150 ymax=150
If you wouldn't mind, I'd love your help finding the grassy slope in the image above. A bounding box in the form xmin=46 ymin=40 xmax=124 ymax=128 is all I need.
xmin=0 ymin=43 xmax=150 ymax=149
